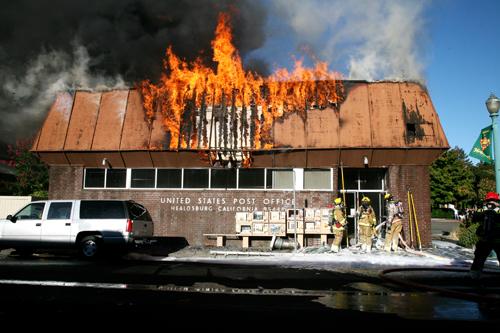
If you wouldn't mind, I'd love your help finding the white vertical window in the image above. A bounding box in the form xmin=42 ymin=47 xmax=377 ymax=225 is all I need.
xmin=304 ymin=169 xmax=331 ymax=190
xmin=266 ymin=169 xmax=293 ymax=189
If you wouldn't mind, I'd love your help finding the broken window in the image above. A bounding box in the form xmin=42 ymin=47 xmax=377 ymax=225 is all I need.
xmin=406 ymin=123 xmax=416 ymax=137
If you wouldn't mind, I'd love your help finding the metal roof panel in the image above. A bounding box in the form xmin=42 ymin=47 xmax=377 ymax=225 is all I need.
xmin=92 ymin=90 xmax=128 ymax=150
xmin=64 ymin=91 xmax=101 ymax=150
xmin=36 ymin=92 xmax=73 ymax=151
xmin=120 ymin=90 xmax=151 ymax=150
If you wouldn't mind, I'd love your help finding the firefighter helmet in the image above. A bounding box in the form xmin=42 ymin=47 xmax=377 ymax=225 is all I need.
xmin=361 ymin=196 xmax=371 ymax=203
xmin=334 ymin=198 xmax=342 ymax=205
xmin=384 ymin=193 xmax=393 ymax=200
xmin=484 ymin=192 xmax=500 ymax=202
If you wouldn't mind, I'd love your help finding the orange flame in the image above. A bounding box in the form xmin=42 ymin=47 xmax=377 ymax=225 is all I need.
xmin=141 ymin=12 xmax=343 ymax=151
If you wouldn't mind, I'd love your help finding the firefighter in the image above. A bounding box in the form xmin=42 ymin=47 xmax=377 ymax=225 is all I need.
xmin=331 ymin=197 xmax=347 ymax=253
xmin=470 ymin=191 xmax=500 ymax=279
xmin=383 ymin=193 xmax=404 ymax=252
xmin=357 ymin=196 xmax=377 ymax=252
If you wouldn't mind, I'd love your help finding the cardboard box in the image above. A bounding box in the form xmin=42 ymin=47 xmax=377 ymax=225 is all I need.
xmin=321 ymin=208 xmax=333 ymax=223
xmin=252 ymin=222 xmax=268 ymax=233
xmin=287 ymin=209 xmax=303 ymax=219
xmin=287 ymin=220 xmax=304 ymax=232
xmin=268 ymin=223 xmax=286 ymax=236
xmin=270 ymin=211 xmax=286 ymax=222
xmin=236 ymin=221 xmax=252 ymax=233
xmin=240 ymin=225 xmax=252 ymax=234
xmin=253 ymin=211 xmax=264 ymax=221
xmin=304 ymin=208 xmax=316 ymax=221
xmin=235 ymin=212 xmax=248 ymax=222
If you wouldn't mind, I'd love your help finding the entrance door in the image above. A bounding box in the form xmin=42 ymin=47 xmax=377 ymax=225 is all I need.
xmin=338 ymin=168 xmax=387 ymax=245
xmin=342 ymin=191 xmax=384 ymax=244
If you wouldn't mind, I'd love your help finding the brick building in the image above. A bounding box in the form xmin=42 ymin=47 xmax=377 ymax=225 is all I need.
xmin=32 ymin=81 xmax=449 ymax=248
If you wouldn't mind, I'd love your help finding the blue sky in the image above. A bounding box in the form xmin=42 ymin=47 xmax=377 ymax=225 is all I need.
xmin=247 ymin=0 xmax=500 ymax=158
xmin=426 ymin=0 xmax=500 ymax=156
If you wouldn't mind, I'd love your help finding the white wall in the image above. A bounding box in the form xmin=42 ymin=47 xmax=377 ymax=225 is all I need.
xmin=0 ymin=196 xmax=31 ymax=218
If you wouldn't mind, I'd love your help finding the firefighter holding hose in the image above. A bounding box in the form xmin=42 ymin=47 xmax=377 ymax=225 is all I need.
xmin=331 ymin=198 xmax=347 ymax=253
xmin=383 ymin=193 xmax=404 ymax=252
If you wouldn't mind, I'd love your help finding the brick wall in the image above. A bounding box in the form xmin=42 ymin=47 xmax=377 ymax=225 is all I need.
xmin=386 ymin=165 xmax=431 ymax=247
xmin=49 ymin=165 xmax=431 ymax=247
xmin=49 ymin=166 xmax=335 ymax=246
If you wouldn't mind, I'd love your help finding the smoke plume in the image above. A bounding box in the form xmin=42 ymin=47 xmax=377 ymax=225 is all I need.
xmin=0 ymin=0 xmax=267 ymax=144
xmin=270 ymin=0 xmax=428 ymax=81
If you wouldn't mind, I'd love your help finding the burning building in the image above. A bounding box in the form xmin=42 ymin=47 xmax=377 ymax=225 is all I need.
xmin=31 ymin=14 xmax=449 ymax=248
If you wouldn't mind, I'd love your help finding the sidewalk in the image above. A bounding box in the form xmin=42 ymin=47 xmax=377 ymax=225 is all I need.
xmin=128 ymin=239 xmax=500 ymax=277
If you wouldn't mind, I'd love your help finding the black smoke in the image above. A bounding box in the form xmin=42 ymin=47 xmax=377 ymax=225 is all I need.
xmin=0 ymin=0 xmax=268 ymax=144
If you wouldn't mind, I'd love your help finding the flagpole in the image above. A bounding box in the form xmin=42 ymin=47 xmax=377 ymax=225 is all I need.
xmin=486 ymin=94 xmax=500 ymax=193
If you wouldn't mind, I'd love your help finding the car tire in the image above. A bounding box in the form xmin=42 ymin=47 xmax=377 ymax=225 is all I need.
xmin=80 ymin=235 xmax=100 ymax=259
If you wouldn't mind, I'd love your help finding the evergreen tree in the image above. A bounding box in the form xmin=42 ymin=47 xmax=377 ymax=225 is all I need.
xmin=473 ymin=162 xmax=495 ymax=204
xmin=430 ymin=147 xmax=475 ymax=208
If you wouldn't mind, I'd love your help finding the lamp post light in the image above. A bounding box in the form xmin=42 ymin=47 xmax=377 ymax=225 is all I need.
xmin=486 ymin=93 xmax=500 ymax=193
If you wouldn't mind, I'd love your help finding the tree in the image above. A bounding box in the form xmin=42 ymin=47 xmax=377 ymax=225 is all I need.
xmin=8 ymin=139 xmax=48 ymax=198
xmin=472 ymin=162 xmax=495 ymax=204
xmin=430 ymin=147 xmax=475 ymax=208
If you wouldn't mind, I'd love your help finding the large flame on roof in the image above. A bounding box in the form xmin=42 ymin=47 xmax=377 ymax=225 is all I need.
xmin=140 ymin=13 xmax=343 ymax=153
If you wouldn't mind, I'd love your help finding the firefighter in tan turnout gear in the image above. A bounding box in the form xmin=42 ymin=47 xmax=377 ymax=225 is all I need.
xmin=357 ymin=196 xmax=377 ymax=252
xmin=383 ymin=193 xmax=404 ymax=252
xmin=331 ymin=198 xmax=347 ymax=253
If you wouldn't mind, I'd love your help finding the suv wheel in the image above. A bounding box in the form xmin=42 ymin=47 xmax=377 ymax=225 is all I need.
xmin=80 ymin=236 xmax=100 ymax=258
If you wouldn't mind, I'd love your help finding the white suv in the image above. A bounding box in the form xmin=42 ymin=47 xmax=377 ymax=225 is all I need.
xmin=0 ymin=199 xmax=154 ymax=258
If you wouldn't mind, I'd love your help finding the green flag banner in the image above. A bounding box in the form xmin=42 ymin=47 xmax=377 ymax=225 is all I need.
xmin=469 ymin=125 xmax=493 ymax=164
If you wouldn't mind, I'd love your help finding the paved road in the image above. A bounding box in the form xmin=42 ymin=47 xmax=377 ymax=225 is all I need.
xmin=432 ymin=218 xmax=461 ymax=238
xmin=0 ymin=250 xmax=498 ymax=327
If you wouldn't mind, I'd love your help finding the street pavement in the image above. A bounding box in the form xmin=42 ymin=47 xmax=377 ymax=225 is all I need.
xmin=0 ymin=233 xmax=499 ymax=328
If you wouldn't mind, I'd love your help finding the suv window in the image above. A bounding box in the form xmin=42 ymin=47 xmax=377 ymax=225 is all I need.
xmin=126 ymin=201 xmax=152 ymax=221
xmin=15 ymin=202 xmax=45 ymax=220
xmin=47 ymin=202 xmax=72 ymax=219
xmin=80 ymin=201 xmax=126 ymax=219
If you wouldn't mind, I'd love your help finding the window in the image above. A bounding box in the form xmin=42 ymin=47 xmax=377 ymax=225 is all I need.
xmin=80 ymin=201 xmax=126 ymax=219
xmin=157 ymin=169 xmax=182 ymax=188
xmin=47 ymin=202 xmax=72 ymax=219
xmin=15 ymin=203 xmax=46 ymax=220
xmin=266 ymin=169 xmax=293 ymax=189
xmin=106 ymin=169 xmax=126 ymax=188
xmin=211 ymin=169 xmax=237 ymax=189
xmin=341 ymin=168 xmax=359 ymax=190
xmin=304 ymin=169 xmax=331 ymax=189
xmin=85 ymin=169 xmax=105 ymax=188
xmin=126 ymin=201 xmax=152 ymax=221
xmin=359 ymin=169 xmax=385 ymax=190
xmin=406 ymin=123 xmax=416 ymax=136
xmin=131 ymin=169 xmax=155 ymax=188
xmin=239 ymin=169 xmax=265 ymax=189
xmin=338 ymin=168 xmax=386 ymax=191
xmin=183 ymin=169 xmax=209 ymax=188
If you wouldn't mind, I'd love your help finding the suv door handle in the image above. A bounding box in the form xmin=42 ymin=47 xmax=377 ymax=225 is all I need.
xmin=65 ymin=223 xmax=71 ymax=226
xmin=35 ymin=223 xmax=41 ymax=226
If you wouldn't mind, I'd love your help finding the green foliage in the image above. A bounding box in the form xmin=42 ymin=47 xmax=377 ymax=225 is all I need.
xmin=457 ymin=222 xmax=479 ymax=248
xmin=473 ymin=162 xmax=495 ymax=203
xmin=431 ymin=208 xmax=454 ymax=219
xmin=8 ymin=139 xmax=48 ymax=197
xmin=430 ymin=147 xmax=475 ymax=208
xmin=31 ymin=190 xmax=48 ymax=200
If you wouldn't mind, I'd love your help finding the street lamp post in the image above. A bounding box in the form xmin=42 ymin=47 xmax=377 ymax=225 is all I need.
xmin=486 ymin=94 xmax=500 ymax=193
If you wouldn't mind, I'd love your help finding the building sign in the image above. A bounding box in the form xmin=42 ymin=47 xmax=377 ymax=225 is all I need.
xmin=160 ymin=196 xmax=294 ymax=212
